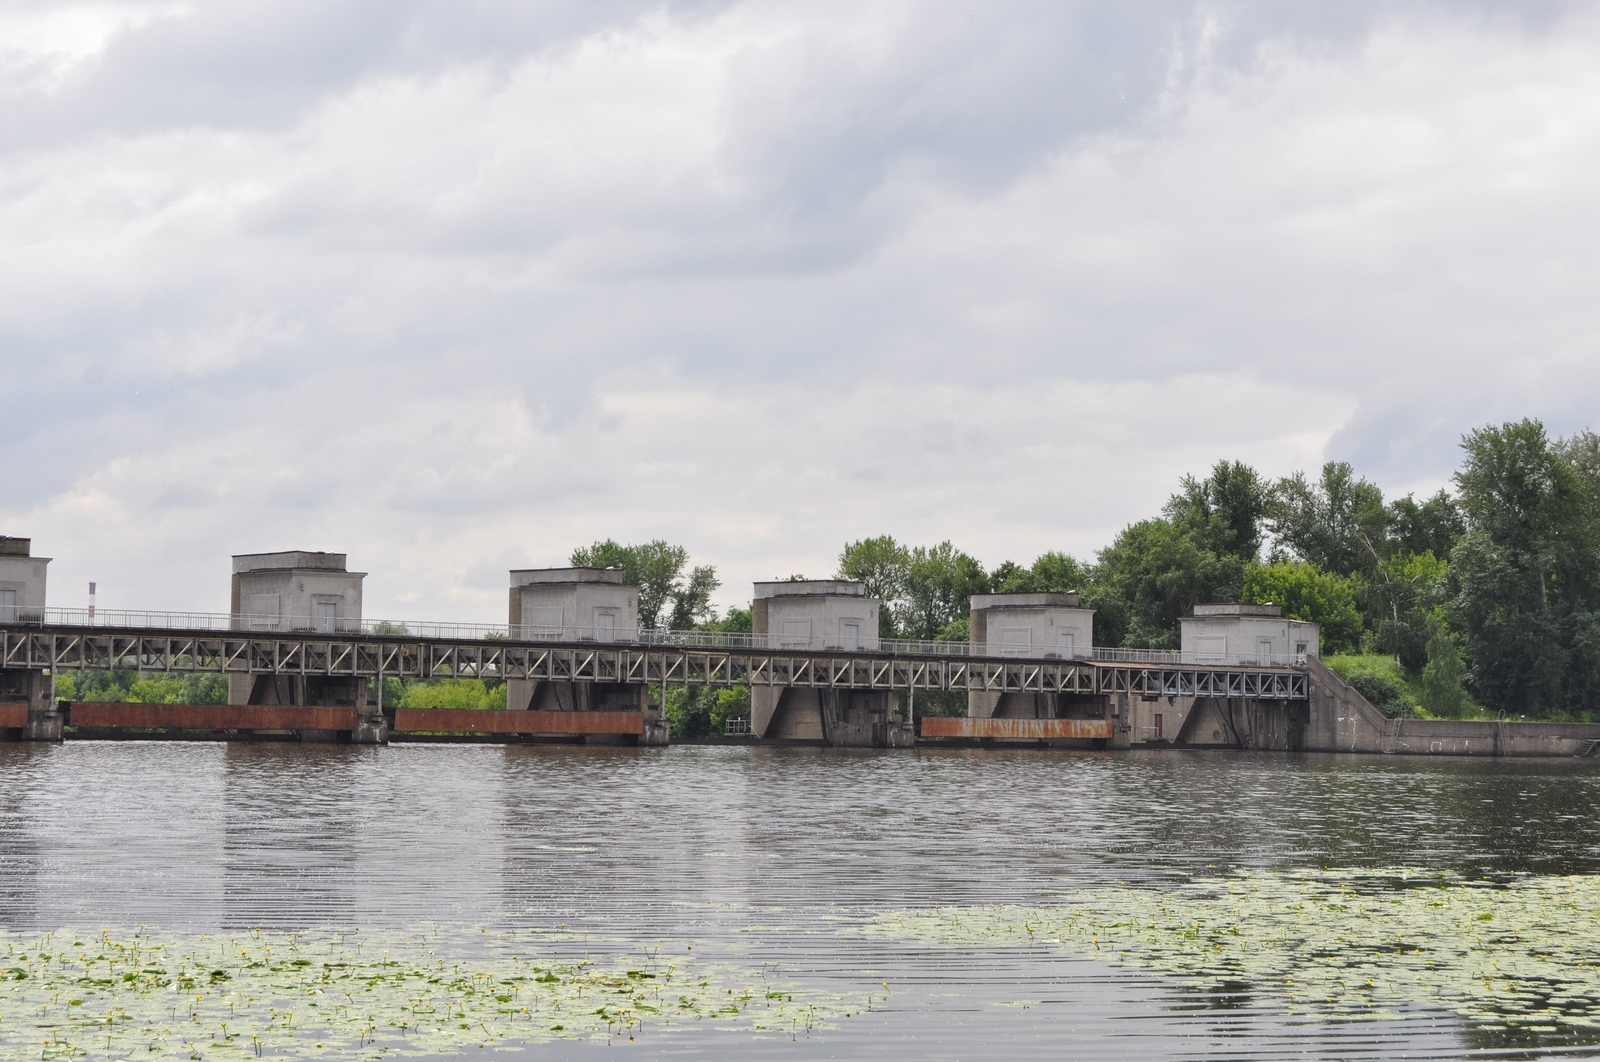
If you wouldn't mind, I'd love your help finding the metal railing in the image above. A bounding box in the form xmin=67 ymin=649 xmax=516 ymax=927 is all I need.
xmin=24 ymin=608 xmax=515 ymax=641
xmin=7 ymin=608 xmax=1308 ymax=668
xmin=1091 ymin=647 xmax=1182 ymax=664
xmin=14 ymin=610 xmax=999 ymax=655
xmin=638 ymin=629 xmax=1005 ymax=657
xmin=1090 ymin=647 xmax=1309 ymax=668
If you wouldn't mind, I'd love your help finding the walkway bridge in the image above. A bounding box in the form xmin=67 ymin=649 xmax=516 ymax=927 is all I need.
xmin=3 ymin=608 xmax=1310 ymax=696
xmin=1 ymin=608 xmax=1308 ymax=745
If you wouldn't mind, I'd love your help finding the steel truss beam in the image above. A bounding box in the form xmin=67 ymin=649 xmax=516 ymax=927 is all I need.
xmin=0 ymin=624 xmax=1307 ymax=700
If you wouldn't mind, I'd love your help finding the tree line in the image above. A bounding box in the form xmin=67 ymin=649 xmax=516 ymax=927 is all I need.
xmin=51 ymin=419 xmax=1600 ymax=729
xmin=822 ymin=419 xmax=1598 ymax=723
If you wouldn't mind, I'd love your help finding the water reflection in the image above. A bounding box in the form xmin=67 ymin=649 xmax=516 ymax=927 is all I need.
xmin=0 ymin=742 xmax=1597 ymax=1059
xmin=0 ymin=743 xmax=46 ymax=927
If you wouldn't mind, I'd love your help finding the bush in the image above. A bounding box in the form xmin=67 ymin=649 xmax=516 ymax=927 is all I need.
xmin=396 ymin=679 xmax=505 ymax=710
xmin=1325 ymin=653 xmax=1420 ymax=718
xmin=1242 ymin=561 xmax=1364 ymax=653
xmin=1418 ymin=618 xmax=1471 ymax=718
xmin=1346 ymin=671 xmax=1416 ymax=719
xmin=54 ymin=670 xmax=227 ymax=704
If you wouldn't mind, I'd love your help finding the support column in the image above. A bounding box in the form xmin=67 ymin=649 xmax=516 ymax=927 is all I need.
xmin=23 ymin=670 xmax=61 ymax=742
xmin=350 ymin=676 xmax=388 ymax=745
xmin=1110 ymin=692 xmax=1132 ymax=749
xmin=640 ymin=697 xmax=669 ymax=746
xmin=886 ymin=687 xmax=916 ymax=748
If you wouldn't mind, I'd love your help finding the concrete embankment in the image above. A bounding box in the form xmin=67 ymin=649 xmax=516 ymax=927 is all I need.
xmin=9 ymin=671 xmax=1600 ymax=757
xmin=1304 ymin=657 xmax=1600 ymax=757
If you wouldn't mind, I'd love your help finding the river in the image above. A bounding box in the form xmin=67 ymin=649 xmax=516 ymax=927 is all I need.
xmin=2 ymin=742 xmax=1598 ymax=1059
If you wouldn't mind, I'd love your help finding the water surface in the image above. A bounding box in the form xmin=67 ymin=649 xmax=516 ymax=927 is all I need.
xmin=2 ymin=743 xmax=1598 ymax=1059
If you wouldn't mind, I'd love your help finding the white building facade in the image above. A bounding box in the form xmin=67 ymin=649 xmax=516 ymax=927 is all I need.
xmin=969 ymin=591 xmax=1093 ymax=659
xmin=968 ymin=591 xmax=1097 ymax=720
xmin=230 ymin=551 xmax=365 ymax=633
xmin=508 ymin=567 xmax=638 ymax=641
xmin=750 ymin=580 xmax=892 ymax=743
xmin=752 ymin=580 xmax=880 ymax=652
xmin=0 ymin=537 xmax=48 ymax=624
xmin=505 ymin=568 xmax=654 ymax=735
xmin=1179 ymin=603 xmax=1319 ymax=666
xmin=228 ymin=551 xmax=366 ymax=706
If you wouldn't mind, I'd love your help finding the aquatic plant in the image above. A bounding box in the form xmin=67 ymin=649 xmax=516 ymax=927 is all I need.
xmin=0 ymin=924 xmax=837 ymax=1057
xmin=871 ymin=868 xmax=1600 ymax=1034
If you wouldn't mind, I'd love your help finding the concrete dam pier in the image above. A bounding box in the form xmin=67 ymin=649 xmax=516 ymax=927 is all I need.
xmin=2 ymin=540 xmax=1596 ymax=756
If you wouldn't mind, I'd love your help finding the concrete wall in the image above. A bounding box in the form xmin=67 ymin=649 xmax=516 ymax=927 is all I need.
xmin=1302 ymin=657 xmax=1600 ymax=756
xmin=502 ymin=568 xmax=660 ymax=741
xmin=0 ymin=538 xmax=49 ymax=622
xmin=229 ymin=552 xmax=365 ymax=707
xmin=1118 ymin=695 xmax=1294 ymax=748
xmin=760 ymin=688 xmax=824 ymax=740
xmin=970 ymin=594 xmax=1094 ymax=658
xmin=1124 ymin=695 xmax=1199 ymax=744
xmin=758 ymin=688 xmax=895 ymax=745
xmin=751 ymin=581 xmax=883 ymax=741
xmin=513 ymin=679 xmax=647 ymax=713
xmin=1304 ymin=657 xmax=1391 ymax=753
xmin=230 ymin=552 xmax=364 ymax=633
xmin=752 ymin=581 xmax=879 ymax=651
xmin=508 ymin=568 xmax=637 ymax=637
xmin=1386 ymin=719 xmax=1600 ymax=757
xmin=968 ymin=593 xmax=1095 ymax=718
xmin=0 ymin=669 xmax=44 ymax=707
xmin=1181 ymin=604 xmax=1318 ymax=664
xmin=233 ymin=674 xmax=369 ymax=709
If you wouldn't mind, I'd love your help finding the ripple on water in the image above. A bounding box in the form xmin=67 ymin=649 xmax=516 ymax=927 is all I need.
xmin=2 ymin=742 xmax=1599 ymax=1059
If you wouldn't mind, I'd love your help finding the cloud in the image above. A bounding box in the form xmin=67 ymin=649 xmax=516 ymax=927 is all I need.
xmin=14 ymin=363 xmax=1351 ymax=619
xmin=0 ymin=1 xmax=1596 ymax=620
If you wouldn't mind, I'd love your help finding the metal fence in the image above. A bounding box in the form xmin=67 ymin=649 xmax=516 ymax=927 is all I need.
xmin=11 ymin=608 xmax=1306 ymax=668
xmin=1090 ymin=646 xmax=1308 ymax=668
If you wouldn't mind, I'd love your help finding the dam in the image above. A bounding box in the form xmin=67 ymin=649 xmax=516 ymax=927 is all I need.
xmin=1 ymin=539 xmax=1594 ymax=755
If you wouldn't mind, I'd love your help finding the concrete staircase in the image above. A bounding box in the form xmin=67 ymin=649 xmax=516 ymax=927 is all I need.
xmin=1304 ymin=656 xmax=1398 ymax=753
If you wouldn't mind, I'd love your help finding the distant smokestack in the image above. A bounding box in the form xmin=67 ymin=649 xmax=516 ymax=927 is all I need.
xmin=88 ymin=581 xmax=96 ymax=620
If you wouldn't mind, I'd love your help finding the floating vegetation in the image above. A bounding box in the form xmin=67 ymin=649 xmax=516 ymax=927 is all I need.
xmin=871 ymin=868 xmax=1600 ymax=1034
xmin=0 ymin=925 xmax=839 ymax=1057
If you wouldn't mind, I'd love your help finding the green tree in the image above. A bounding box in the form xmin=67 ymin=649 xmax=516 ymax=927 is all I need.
xmin=662 ymin=608 xmax=756 ymax=737
xmin=716 ymin=605 xmax=753 ymax=634
xmin=710 ymin=686 xmax=750 ymax=734
xmin=398 ymin=679 xmax=506 ymax=710
xmin=663 ymin=686 xmax=713 ymax=737
xmin=1386 ymin=490 xmax=1465 ymax=560
xmin=667 ymin=564 xmax=720 ymax=630
xmin=1418 ymin=613 xmax=1470 ymax=718
xmin=1165 ymin=460 xmax=1272 ymax=561
xmin=1346 ymin=671 xmax=1417 ymax=719
xmin=1448 ymin=420 xmax=1600 ymax=717
xmin=1240 ymin=561 xmax=1363 ymax=653
xmin=664 ymin=685 xmax=751 ymax=739
xmin=1269 ymin=462 xmax=1389 ymax=577
xmin=55 ymin=670 xmax=227 ymax=704
xmin=1365 ymin=551 xmax=1449 ymax=670
xmin=992 ymin=551 xmax=1088 ymax=594
xmin=569 ymin=539 xmax=720 ymax=630
xmin=1093 ymin=519 xmax=1246 ymax=648
xmin=838 ymin=536 xmax=909 ymax=638
xmin=989 ymin=560 xmax=1029 ymax=592
xmin=897 ymin=542 xmax=989 ymax=640
xmin=836 ymin=537 xmax=990 ymax=640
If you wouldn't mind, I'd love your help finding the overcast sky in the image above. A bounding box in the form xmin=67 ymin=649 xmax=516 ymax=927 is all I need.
xmin=2 ymin=0 xmax=1596 ymax=621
